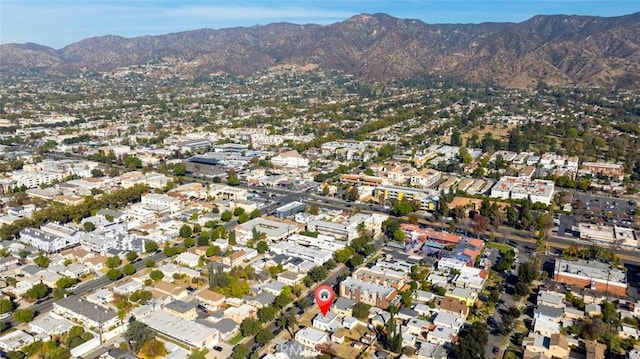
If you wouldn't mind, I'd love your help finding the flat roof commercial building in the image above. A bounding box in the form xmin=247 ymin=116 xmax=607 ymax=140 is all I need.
xmin=490 ymin=176 xmax=555 ymax=205
xmin=553 ymin=258 xmax=626 ymax=297
xmin=140 ymin=310 xmax=219 ymax=349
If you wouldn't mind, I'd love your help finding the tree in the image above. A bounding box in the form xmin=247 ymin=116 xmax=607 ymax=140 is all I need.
xmin=179 ymin=224 xmax=193 ymax=238
xmin=221 ymin=210 xmax=233 ymax=222
xmin=459 ymin=147 xmax=472 ymax=165
xmin=274 ymin=292 xmax=293 ymax=310
xmin=240 ymin=318 xmax=261 ymax=337
xmin=173 ymin=163 xmax=186 ymax=176
xmin=277 ymin=312 xmax=298 ymax=337
xmin=126 ymin=251 xmax=138 ymax=262
xmin=145 ymin=241 xmax=158 ymax=253
xmin=164 ymin=246 xmax=178 ymax=257
xmin=454 ymin=322 xmax=489 ymax=359
xmin=83 ymin=221 xmax=96 ymax=232
xmin=124 ymin=156 xmax=143 ymax=169
xmin=233 ymin=207 xmax=245 ymax=216
xmin=149 ymin=270 xmax=164 ymax=282
xmin=256 ymin=241 xmax=269 ymax=254
xmin=12 ymin=308 xmax=34 ymax=323
xmin=393 ymin=229 xmax=405 ymax=242
xmin=451 ymin=130 xmax=462 ymax=146
xmin=472 ymin=214 xmax=489 ymax=237
xmin=187 ymin=349 xmax=209 ymax=359
xmin=257 ymin=306 xmax=277 ymax=323
xmin=184 ymin=237 xmax=195 ymax=248
xmin=249 ymin=209 xmax=261 ymax=219
xmin=5 ymin=352 xmax=25 ymax=359
xmin=106 ymin=255 xmax=122 ymax=269
xmin=39 ymin=341 xmax=70 ymax=359
xmin=91 ymin=168 xmax=105 ymax=177
xmin=139 ymin=338 xmax=167 ymax=359
xmin=25 ymin=283 xmax=51 ymax=300
xmin=197 ymin=232 xmax=210 ymax=246
xmin=309 ymin=203 xmax=320 ymax=215
xmin=348 ymin=254 xmax=364 ymax=268
xmin=232 ymin=345 xmax=251 ymax=359
xmin=334 ymin=247 xmax=354 ymax=263
xmin=227 ymin=170 xmax=240 ymax=186
xmin=107 ymin=269 xmax=123 ymax=281
xmin=125 ymin=321 xmax=155 ymax=354
xmin=256 ymin=328 xmax=274 ymax=345
xmin=238 ymin=213 xmax=250 ymax=223
xmin=145 ymin=259 xmax=155 ymax=268
xmin=52 ymin=287 xmax=67 ymax=300
xmin=0 ymin=298 xmax=14 ymax=314
xmin=392 ymin=200 xmax=414 ymax=216
xmin=352 ymin=302 xmax=371 ymax=320
xmin=34 ymin=255 xmax=50 ymax=268
xmin=123 ymin=264 xmax=137 ymax=275
xmin=385 ymin=315 xmax=402 ymax=353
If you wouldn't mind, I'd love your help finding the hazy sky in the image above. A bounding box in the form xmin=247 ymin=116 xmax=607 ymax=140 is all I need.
xmin=2 ymin=1 xmax=639 ymax=48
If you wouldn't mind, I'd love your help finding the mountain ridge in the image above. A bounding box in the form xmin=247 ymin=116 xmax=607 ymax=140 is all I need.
xmin=2 ymin=12 xmax=640 ymax=88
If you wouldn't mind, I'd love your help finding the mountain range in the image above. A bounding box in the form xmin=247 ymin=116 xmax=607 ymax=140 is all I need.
xmin=2 ymin=12 xmax=640 ymax=88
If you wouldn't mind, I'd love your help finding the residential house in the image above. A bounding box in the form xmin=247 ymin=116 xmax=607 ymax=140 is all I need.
xmin=0 ymin=330 xmax=36 ymax=352
xmin=224 ymin=304 xmax=257 ymax=323
xmin=61 ymin=263 xmax=91 ymax=279
xmin=417 ymin=341 xmax=447 ymax=359
xmin=533 ymin=305 xmax=563 ymax=336
xmin=176 ymin=252 xmax=200 ymax=268
xmin=209 ymin=318 xmax=239 ymax=341
xmin=113 ymin=281 xmax=144 ymax=296
xmin=312 ymin=311 xmax=340 ymax=332
xmin=342 ymin=316 xmax=359 ymax=330
xmin=585 ymin=340 xmax=606 ymax=359
xmin=537 ymin=290 xmax=566 ymax=309
xmin=427 ymin=326 xmax=457 ymax=346
xmin=29 ymin=313 xmax=73 ymax=335
xmin=244 ymin=292 xmax=276 ymax=309
xmin=85 ymin=288 xmax=114 ymax=306
xmin=154 ymin=281 xmax=188 ymax=301
xmin=277 ymin=271 xmax=304 ymax=286
xmin=196 ymin=290 xmax=226 ymax=310
xmin=53 ymin=295 xmax=119 ymax=330
xmin=163 ymin=300 xmax=197 ymax=320
xmin=406 ymin=318 xmax=431 ymax=336
xmin=84 ymin=255 xmax=107 ymax=272
xmin=222 ymin=250 xmax=247 ymax=267
xmin=295 ymin=327 xmax=329 ymax=349
xmin=438 ymin=297 xmax=470 ymax=319
xmin=332 ymin=297 xmax=356 ymax=318
xmin=522 ymin=333 xmax=570 ymax=359
xmin=433 ymin=311 xmax=464 ymax=331
xmin=263 ymin=281 xmax=286 ymax=296
xmin=0 ymin=256 xmax=20 ymax=272
xmin=445 ymin=288 xmax=478 ymax=306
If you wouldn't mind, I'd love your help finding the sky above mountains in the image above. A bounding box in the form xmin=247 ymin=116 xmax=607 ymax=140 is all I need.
xmin=1 ymin=0 xmax=638 ymax=48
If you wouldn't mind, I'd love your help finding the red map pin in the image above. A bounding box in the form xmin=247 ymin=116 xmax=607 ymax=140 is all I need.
xmin=314 ymin=285 xmax=335 ymax=316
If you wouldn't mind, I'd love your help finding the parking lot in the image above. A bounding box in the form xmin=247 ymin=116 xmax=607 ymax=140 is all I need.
xmin=574 ymin=192 xmax=637 ymax=216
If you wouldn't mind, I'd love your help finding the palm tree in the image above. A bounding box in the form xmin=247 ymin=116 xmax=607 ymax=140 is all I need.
xmin=277 ymin=312 xmax=298 ymax=338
